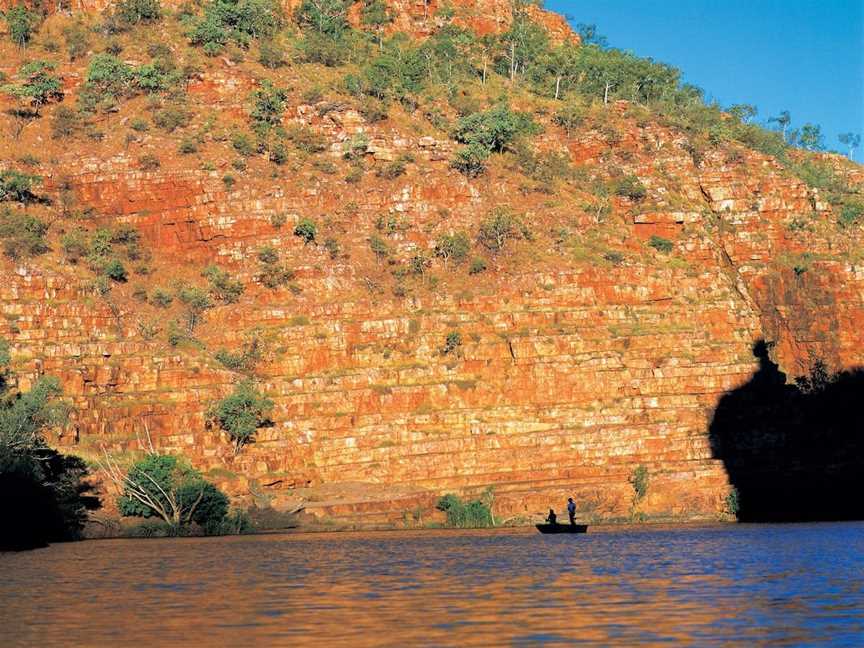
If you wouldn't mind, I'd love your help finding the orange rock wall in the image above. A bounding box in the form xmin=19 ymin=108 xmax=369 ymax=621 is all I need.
xmin=0 ymin=2 xmax=860 ymax=525
xmin=4 ymin=100 xmax=861 ymax=522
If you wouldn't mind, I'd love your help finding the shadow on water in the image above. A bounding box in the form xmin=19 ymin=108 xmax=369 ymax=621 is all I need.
xmin=709 ymin=340 xmax=864 ymax=522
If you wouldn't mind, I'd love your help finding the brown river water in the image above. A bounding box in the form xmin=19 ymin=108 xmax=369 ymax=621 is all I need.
xmin=1 ymin=522 xmax=863 ymax=646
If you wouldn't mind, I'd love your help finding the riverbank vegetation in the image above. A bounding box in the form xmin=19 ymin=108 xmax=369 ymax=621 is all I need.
xmin=436 ymin=492 xmax=495 ymax=528
xmin=0 ymin=338 xmax=96 ymax=550
xmin=101 ymin=444 xmax=250 ymax=536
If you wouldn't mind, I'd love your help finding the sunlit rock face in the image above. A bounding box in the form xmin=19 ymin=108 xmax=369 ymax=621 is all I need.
xmin=0 ymin=0 xmax=861 ymax=526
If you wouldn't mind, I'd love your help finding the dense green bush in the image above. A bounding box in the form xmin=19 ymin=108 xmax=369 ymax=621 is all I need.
xmin=5 ymin=5 xmax=41 ymax=48
xmin=116 ymin=0 xmax=162 ymax=26
xmin=451 ymin=105 xmax=538 ymax=176
xmin=70 ymin=225 xmax=144 ymax=276
xmin=369 ymin=234 xmax=389 ymax=261
xmin=189 ymin=0 xmax=283 ymax=55
xmin=0 ymin=170 xmax=41 ymax=203
xmin=1 ymin=60 xmax=63 ymax=116
xmin=552 ymin=101 xmax=584 ymax=135
xmin=84 ymin=53 xmax=135 ymax=100
xmin=839 ymin=201 xmax=863 ymax=227
xmin=209 ymin=380 xmax=274 ymax=454
xmin=117 ymin=454 xmax=228 ymax=529
xmin=258 ymin=250 xmax=295 ymax=288
xmin=0 ymin=208 xmax=48 ymax=259
xmin=353 ymin=36 xmax=425 ymax=101
xmin=452 ymin=104 xmax=538 ymax=153
xmin=648 ymin=235 xmax=673 ymax=254
xmin=257 ymin=245 xmax=279 ymax=264
xmin=150 ymin=288 xmax=174 ymax=307
xmin=296 ymin=30 xmax=354 ymax=66
xmin=153 ymin=106 xmax=190 ymax=132
xmin=436 ymin=493 xmax=494 ymax=528
xmin=231 ymin=132 xmax=255 ymax=156
xmin=250 ymin=80 xmax=287 ymax=136
xmin=103 ymin=259 xmax=128 ymax=282
xmin=294 ymin=0 xmax=349 ymax=36
xmin=376 ymin=158 xmax=406 ymax=179
xmin=294 ymin=218 xmax=317 ymax=244
xmin=215 ymin=339 xmax=261 ymax=373
xmin=451 ymin=143 xmax=488 ymax=177
xmin=287 ymin=124 xmax=327 ymax=154
xmin=725 ymin=487 xmax=740 ymax=517
xmin=258 ymin=263 xmax=294 ymax=290
xmin=60 ymin=228 xmax=88 ymax=263
xmin=258 ymin=39 xmax=285 ymax=68
xmin=138 ymin=153 xmax=161 ymax=170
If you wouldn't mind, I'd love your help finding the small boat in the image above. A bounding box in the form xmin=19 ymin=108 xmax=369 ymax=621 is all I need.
xmin=535 ymin=523 xmax=588 ymax=534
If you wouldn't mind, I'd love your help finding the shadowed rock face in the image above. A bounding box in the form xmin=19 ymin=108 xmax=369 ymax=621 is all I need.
xmin=710 ymin=341 xmax=864 ymax=522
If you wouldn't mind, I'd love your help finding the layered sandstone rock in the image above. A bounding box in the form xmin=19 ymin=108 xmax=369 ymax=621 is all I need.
xmin=0 ymin=1 xmax=861 ymax=528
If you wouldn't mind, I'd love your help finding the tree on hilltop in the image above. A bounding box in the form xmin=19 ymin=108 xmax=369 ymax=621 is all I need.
xmin=838 ymin=133 xmax=861 ymax=159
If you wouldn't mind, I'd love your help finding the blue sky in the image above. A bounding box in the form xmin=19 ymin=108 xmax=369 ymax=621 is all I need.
xmin=546 ymin=0 xmax=864 ymax=161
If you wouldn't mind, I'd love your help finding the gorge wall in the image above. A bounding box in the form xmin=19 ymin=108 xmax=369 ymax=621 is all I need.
xmin=1 ymin=0 xmax=862 ymax=526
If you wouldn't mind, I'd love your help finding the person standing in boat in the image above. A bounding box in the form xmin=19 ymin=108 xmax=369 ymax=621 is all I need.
xmin=567 ymin=498 xmax=577 ymax=526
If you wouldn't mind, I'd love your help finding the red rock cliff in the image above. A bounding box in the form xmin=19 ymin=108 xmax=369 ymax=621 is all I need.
xmin=0 ymin=1 xmax=861 ymax=526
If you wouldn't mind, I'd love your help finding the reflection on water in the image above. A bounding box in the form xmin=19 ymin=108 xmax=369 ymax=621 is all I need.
xmin=2 ymin=522 xmax=863 ymax=646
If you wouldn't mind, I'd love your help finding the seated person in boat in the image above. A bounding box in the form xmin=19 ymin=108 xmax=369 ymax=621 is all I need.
xmin=546 ymin=509 xmax=558 ymax=525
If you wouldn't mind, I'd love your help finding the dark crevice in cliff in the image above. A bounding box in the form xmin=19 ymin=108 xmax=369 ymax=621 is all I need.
xmin=709 ymin=340 xmax=864 ymax=522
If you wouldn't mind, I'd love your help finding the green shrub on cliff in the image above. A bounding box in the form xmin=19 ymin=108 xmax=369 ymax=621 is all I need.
xmin=189 ymin=0 xmax=283 ymax=56
xmin=257 ymin=248 xmax=295 ymax=289
xmin=0 ymin=208 xmax=49 ymax=260
xmin=294 ymin=218 xmax=318 ymax=245
xmin=839 ymin=201 xmax=863 ymax=227
xmin=477 ymin=207 xmax=529 ymax=254
xmin=4 ymin=5 xmax=41 ymax=49
xmin=453 ymin=104 xmax=539 ymax=153
xmin=210 ymin=380 xmax=274 ymax=454
xmin=203 ymin=264 xmax=245 ymax=304
xmin=250 ymin=80 xmax=287 ymax=137
xmin=1 ymin=60 xmax=63 ymax=117
xmin=648 ymin=235 xmax=673 ymax=254
xmin=434 ymin=232 xmax=471 ymax=266
xmin=0 ymin=170 xmax=41 ymax=204
xmin=83 ymin=54 xmax=135 ymax=100
xmin=441 ymin=331 xmax=462 ymax=356
xmin=629 ymin=465 xmax=649 ymax=503
xmin=176 ymin=285 xmax=213 ymax=332
xmin=116 ymin=0 xmax=162 ymax=26
xmin=614 ymin=174 xmax=647 ymax=201
xmin=436 ymin=494 xmax=494 ymax=528
xmin=451 ymin=104 xmax=539 ymax=177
